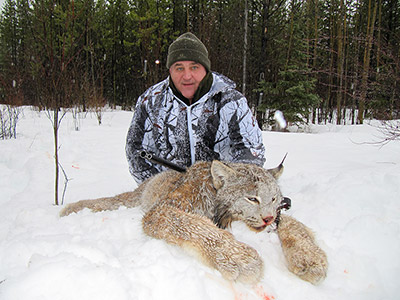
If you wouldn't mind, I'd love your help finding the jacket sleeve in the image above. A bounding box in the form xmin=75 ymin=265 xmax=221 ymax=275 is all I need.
xmin=226 ymin=95 xmax=266 ymax=167
xmin=125 ymin=96 xmax=162 ymax=184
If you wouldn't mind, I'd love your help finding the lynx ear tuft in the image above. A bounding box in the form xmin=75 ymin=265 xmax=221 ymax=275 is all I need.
xmin=211 ymin=161 xmax=237 ymax=189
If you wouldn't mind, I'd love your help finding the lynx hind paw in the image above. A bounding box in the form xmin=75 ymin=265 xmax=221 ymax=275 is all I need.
xmin=213 ymin=237 xmax=264 ymax=285
xmin=277 ymin=215 xmax=328 ymax=285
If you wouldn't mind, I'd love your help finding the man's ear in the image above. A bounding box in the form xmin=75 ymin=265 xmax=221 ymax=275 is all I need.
xmin=211 ymin=161 xmax=237 ymax=189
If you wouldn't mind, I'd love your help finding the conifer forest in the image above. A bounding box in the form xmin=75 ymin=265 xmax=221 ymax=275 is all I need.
xmin=1 ymin=0 xmax=399 ymax=127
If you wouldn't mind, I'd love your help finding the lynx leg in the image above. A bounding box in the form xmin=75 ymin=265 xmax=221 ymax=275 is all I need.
xmin=142 ymin=203 xmax=264 ymax=285
xmin=60 ymin=190 xmax=142 ymax=217
xmin=277 ymin=214 xmax=328 ymax=285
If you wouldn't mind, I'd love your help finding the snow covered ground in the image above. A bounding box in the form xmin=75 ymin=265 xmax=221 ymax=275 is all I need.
xmin=0 ymin=107 xmax=399 ymax=300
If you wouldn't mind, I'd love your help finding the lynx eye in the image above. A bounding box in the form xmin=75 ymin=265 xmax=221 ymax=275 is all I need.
xmin=246 ymin=197 xmax=260 ymax=205
xmin=272 ymin=197 xmax=277 ymax=203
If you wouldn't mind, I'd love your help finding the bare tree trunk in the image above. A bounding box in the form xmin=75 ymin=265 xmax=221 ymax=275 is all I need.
xmin=312 ymin=0 xmax=319 ymax=124
xmin=358 ymin=0 xmax=378 ymax=124
xmin=327 ymin=48 xmax=334 ymax=122
xmin=376 ymin=0 xmax=382 ymax=72
xmin=53 ymin=109 xmax=60 ymax=206
xmin=336 ymin=0 xmax=346 ymax=124
xmin=242 ymin=0 xmax=248 ymax=96
xmin=285 ymin=0 xmax=295 ymax=71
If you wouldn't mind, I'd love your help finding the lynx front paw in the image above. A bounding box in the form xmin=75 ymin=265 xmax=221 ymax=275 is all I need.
xmin=210 ymin=232 xmax=264 ymax=285
xmin=277 ymin=215 xmax=328 ymax=285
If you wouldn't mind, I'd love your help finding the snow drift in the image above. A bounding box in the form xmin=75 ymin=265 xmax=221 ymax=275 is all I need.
xmin=0 ymin=107 xmax=399 ymax=300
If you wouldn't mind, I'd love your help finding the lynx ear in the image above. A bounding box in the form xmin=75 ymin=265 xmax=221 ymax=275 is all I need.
xmin=267 ymin=153 xmax=287 ymax=179
xmin=211 ymin=161 xmax=237 ymax=189
xmin=268 ymin=165 xmax=284 ymax=179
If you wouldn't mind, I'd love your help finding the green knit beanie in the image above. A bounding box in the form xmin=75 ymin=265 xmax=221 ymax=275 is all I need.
xmin=166 ymin=32 xmax=211 ymax=72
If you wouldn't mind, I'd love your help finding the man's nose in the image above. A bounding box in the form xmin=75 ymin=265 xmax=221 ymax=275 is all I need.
xmin=182 ymin=69 xmax=192 ymax=80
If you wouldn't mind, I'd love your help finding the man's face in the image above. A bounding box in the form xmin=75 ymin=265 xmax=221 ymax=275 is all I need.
xmin=169 ymin=61 xmax=207 ymax=101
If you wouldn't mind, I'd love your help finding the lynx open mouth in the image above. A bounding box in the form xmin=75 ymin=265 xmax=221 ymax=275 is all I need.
xmin=251 ymin=216 xmax=276 ymax=232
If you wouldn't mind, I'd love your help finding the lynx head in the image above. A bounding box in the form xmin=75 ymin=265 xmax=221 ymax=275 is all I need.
xmin=211 ymin=161 xmax=283 ymax=232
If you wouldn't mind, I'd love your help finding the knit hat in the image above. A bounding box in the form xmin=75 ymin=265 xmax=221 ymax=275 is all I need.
xmin=166 ymin=32 xmax=211 ymax=72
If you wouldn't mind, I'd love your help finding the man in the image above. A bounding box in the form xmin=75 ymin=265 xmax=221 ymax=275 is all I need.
xmin=126 ymin=32 xmax=265 ymax=184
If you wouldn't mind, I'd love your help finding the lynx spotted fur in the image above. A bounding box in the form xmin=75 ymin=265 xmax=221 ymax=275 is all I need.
xmin=60 ymin=160 xmax=327 ymax=285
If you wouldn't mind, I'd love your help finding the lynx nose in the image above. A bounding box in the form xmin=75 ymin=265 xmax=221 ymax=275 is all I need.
xmin=263 ymin=216 xmax=274 ymax=226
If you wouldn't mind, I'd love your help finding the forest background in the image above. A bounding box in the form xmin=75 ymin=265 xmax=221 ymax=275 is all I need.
xmin=0 ymin=0 xmax=399 ymax=129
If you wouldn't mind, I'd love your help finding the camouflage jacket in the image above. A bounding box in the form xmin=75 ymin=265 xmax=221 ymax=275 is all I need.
xmin=126 ymin=72 xmax=266 ymax=183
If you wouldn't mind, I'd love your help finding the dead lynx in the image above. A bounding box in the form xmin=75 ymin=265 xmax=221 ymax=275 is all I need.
xmin=60 ymin=160 xmax=327 ymax=285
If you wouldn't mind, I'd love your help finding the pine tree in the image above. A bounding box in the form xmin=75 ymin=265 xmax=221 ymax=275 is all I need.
xmin=256 ymin=1 xmax=320 ymax=126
